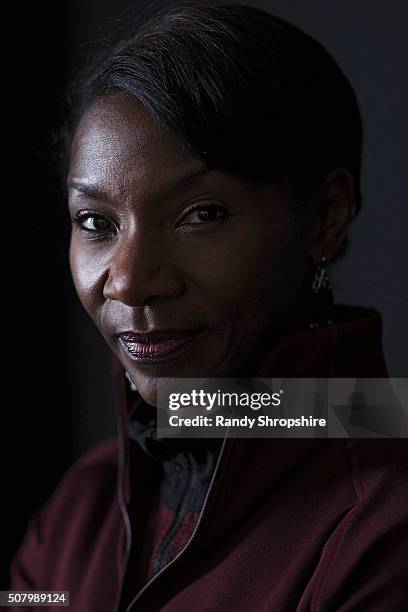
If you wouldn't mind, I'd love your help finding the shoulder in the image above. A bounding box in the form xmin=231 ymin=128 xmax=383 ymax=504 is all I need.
xmin=346 ymin=438 xmax=408 ymax=505
xmin=10 ymin=437 xmax=122 ymax=590
xmin=41 ymin=437 xmax=119 ymax=517
xmin=310 ymin=438 xmax=408 ymax=610
xmin=71 ymin=436 xmax=119 ymax=473
xmin=26 ymin=435 xmax=120 ymax=529
xmin=44 ymin=436 xmax=119 ymax=497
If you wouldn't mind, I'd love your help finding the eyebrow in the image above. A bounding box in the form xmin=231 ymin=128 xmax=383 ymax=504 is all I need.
xmin=67 ymin=165 xmax=211 ymax=204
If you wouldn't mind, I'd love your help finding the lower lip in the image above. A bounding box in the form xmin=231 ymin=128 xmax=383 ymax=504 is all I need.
xmin=118 ymin=330 xmax=206 ymax=364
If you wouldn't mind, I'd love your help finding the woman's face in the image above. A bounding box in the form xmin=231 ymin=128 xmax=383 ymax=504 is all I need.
xmin=68 ymin=93 xmax=314 ymax=406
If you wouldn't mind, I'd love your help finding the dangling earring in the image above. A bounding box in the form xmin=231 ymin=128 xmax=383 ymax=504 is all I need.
xmin=309 ymin=255 xmax=334 ymax=328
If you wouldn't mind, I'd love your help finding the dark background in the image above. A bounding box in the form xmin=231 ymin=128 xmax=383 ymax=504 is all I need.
xmin=4 ymin=0 xmax=407 ymax=587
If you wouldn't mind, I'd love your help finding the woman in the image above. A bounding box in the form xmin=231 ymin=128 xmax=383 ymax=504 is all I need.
xmin=11 ymin=3 xmax=407 ymax=611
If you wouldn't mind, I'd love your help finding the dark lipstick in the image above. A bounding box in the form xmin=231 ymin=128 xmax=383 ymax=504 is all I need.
xmin=117 ymin=328 xmax=205 ymax=362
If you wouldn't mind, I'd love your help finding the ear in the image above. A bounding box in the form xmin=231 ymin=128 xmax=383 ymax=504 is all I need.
xmin=308 ymin=168 xmax=355 ymax=263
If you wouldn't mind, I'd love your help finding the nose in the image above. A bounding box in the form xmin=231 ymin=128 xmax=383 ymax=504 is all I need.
xmin=103 ymin=229 xmax=184 ymax=307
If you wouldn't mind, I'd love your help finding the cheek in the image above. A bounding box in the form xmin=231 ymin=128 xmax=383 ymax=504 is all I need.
xmin=184 ymin=219 xmax=308 ymax=317
xmin=69 ymin=238 xmax=107 ymax=317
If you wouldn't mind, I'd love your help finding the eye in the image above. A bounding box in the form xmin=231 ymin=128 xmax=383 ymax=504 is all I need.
xmin=177 ymin=204 xmax=229 ymax=226
xmin=72 ymin=211 xmax=115 ymax=236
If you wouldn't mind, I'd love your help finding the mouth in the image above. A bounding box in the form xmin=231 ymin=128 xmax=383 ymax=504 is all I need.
xmin=117 ymin=328 xmax=207 ymax=364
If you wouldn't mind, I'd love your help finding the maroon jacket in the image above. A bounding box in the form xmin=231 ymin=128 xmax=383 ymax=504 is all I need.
xmin=10 ymin=306 xmax=408 ymax=611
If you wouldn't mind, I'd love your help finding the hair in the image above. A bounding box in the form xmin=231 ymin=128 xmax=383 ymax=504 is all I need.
xmin=65 ymin=1 xmax=363 ymax=217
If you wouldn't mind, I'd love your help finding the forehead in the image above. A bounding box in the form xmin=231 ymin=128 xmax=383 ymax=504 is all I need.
xmin=68 ymin=93 xmax=204 ymax=201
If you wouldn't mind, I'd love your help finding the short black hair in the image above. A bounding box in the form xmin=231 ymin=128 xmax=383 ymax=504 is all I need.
xmin=67 ymin=1 xmax=363 ymax=215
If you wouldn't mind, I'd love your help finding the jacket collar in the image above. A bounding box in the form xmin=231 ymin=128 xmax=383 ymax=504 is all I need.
xmin=254 ymin=305 xmax=388 ymax=378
